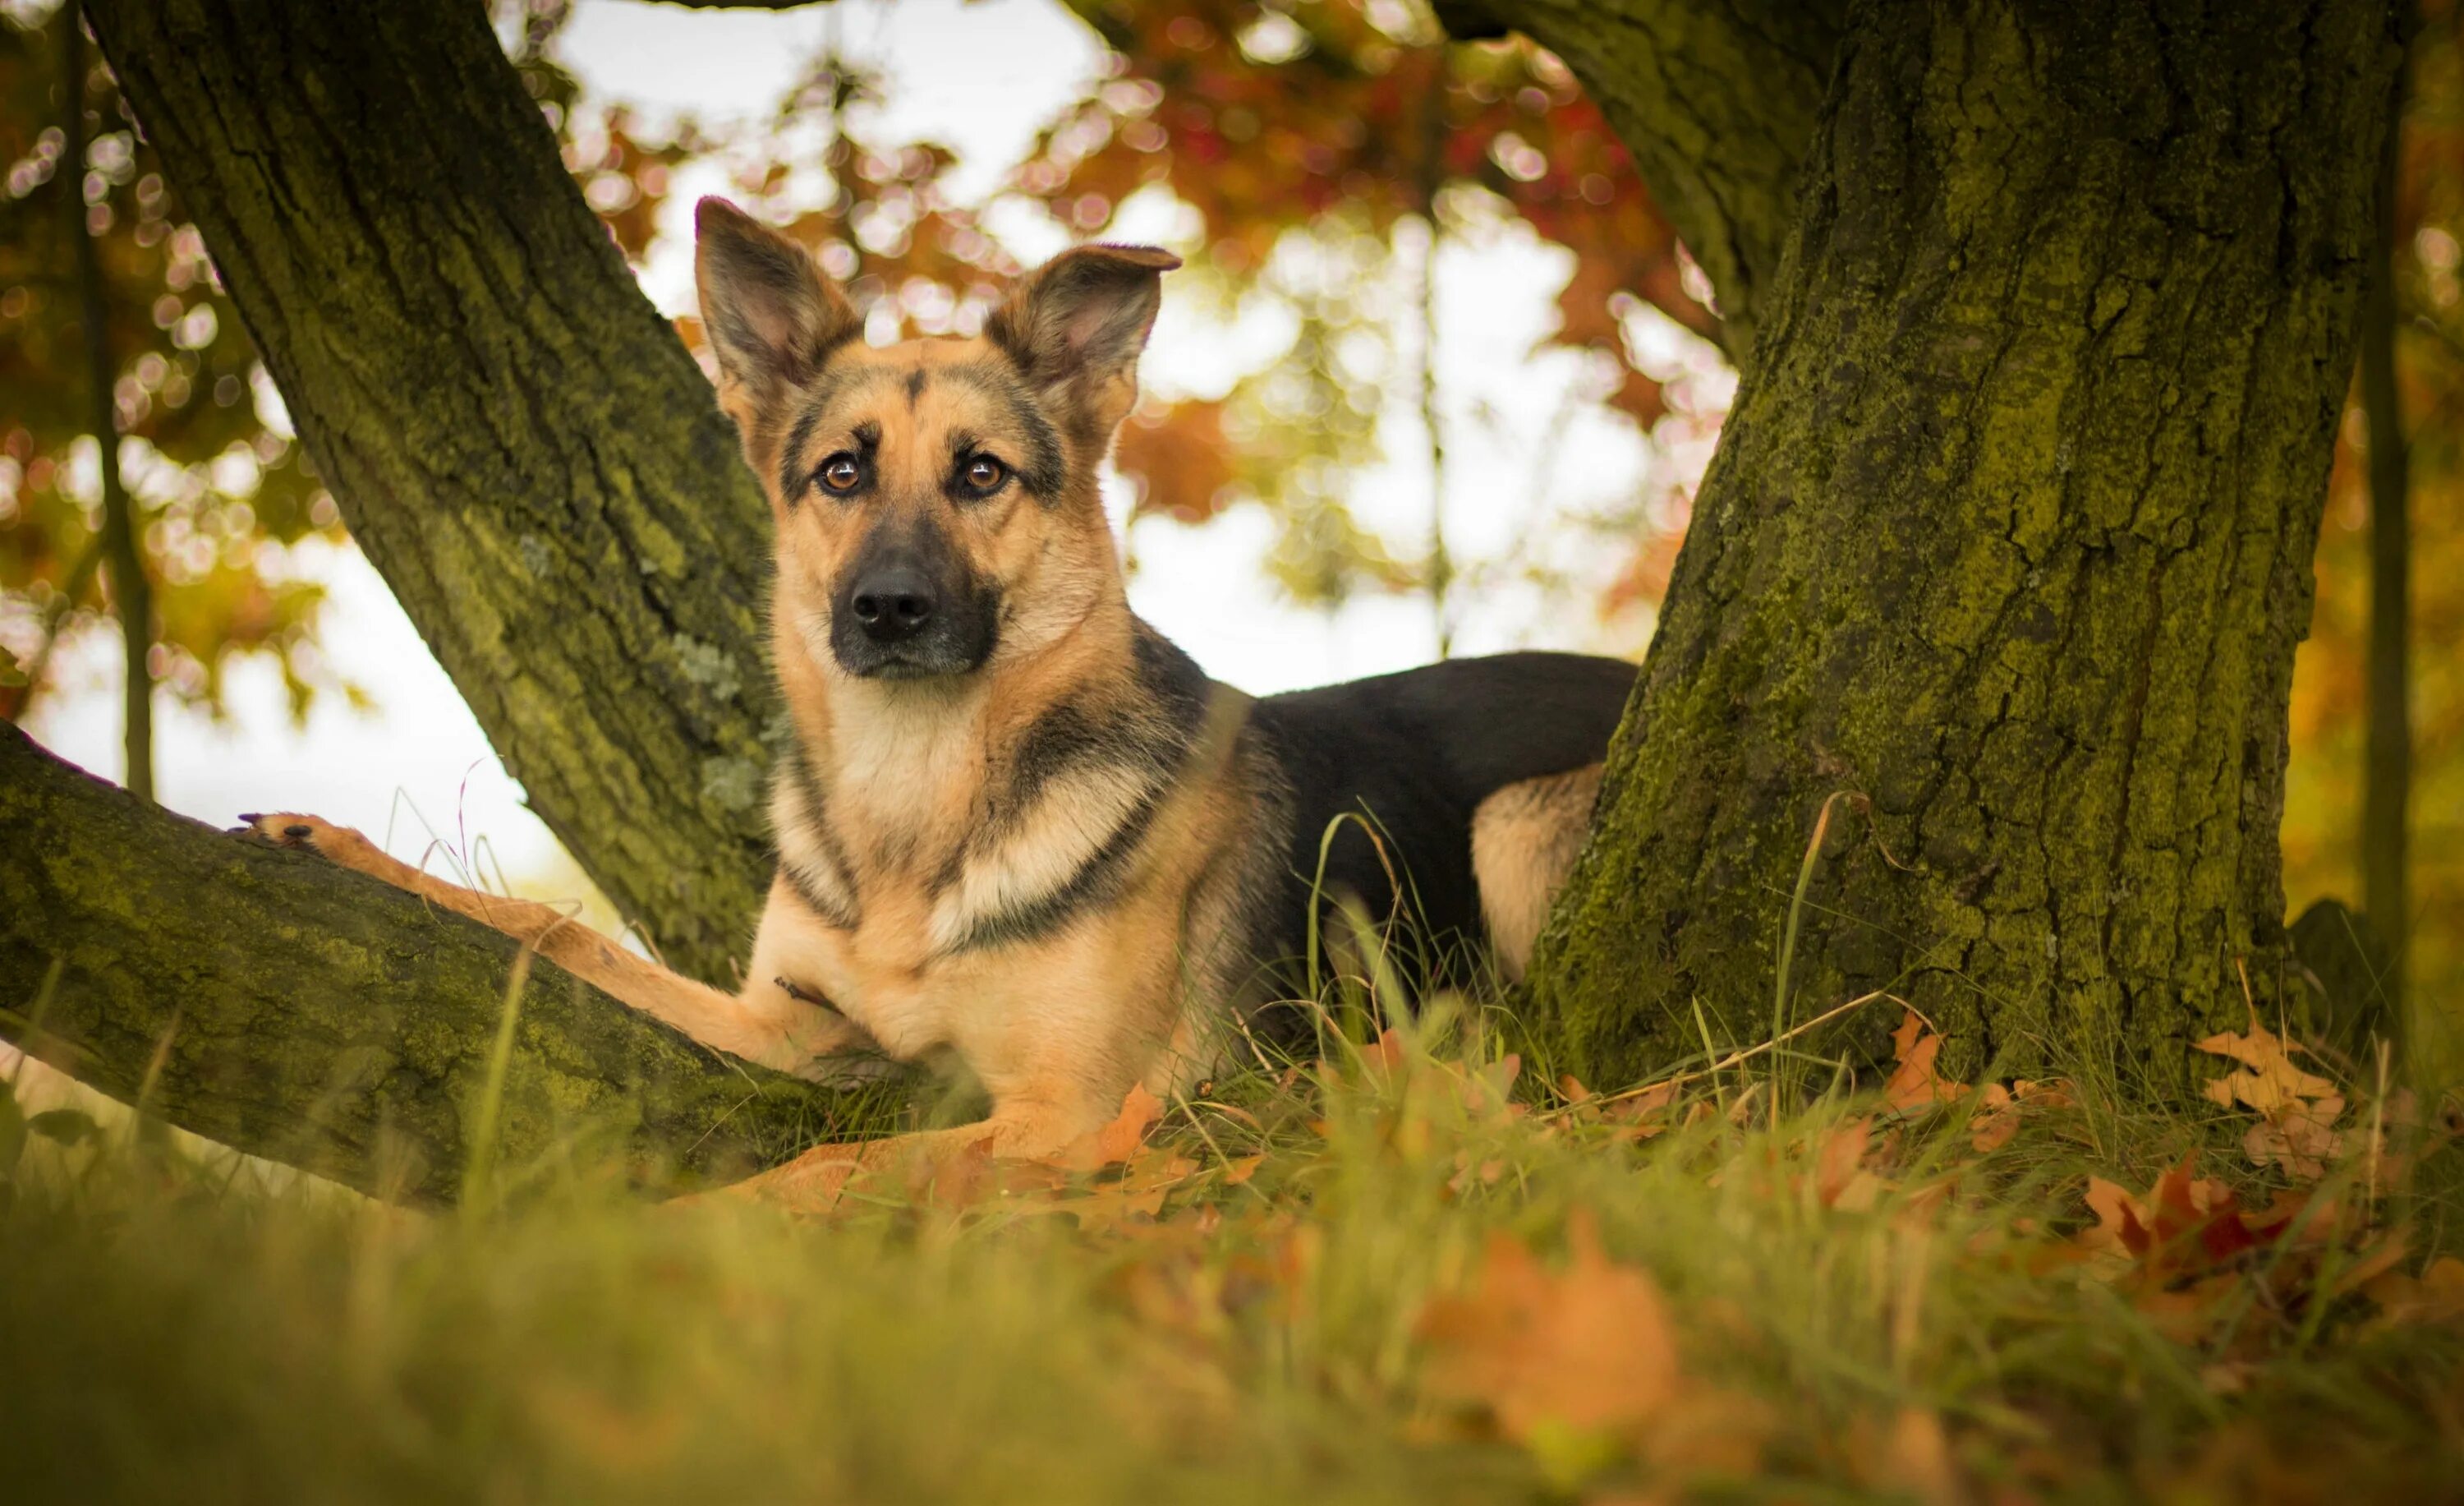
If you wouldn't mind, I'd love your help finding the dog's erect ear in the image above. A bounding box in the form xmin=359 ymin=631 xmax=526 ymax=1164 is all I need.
xmin=986 ymin=243 xmax=1181 ymax=443
xmin=694 ymin=197 xmax=858 ymax=403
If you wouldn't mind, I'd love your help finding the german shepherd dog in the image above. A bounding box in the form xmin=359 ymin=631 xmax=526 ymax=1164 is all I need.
xmin=251 ymin=198 xmax=1634 ymax=1206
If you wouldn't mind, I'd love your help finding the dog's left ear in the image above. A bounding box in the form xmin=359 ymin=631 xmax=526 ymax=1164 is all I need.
xmin=987 ymin=244 xmax=1181 ymax=444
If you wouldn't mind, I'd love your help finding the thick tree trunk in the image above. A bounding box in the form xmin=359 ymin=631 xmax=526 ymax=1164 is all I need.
xmin=1436 ymin=0 xmax=1849 ymax=366
xmin=0 ymin=725 xmax=907 ymax=1206
xmin=84 ymin=0 xmax=777 ymax=985
xmin=1522 ymin=1 xmax=2403 ymax=1092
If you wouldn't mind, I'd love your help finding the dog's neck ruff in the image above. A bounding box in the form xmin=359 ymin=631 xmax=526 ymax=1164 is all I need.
xmin=767 ymin=594 xmax=1201 ymax=960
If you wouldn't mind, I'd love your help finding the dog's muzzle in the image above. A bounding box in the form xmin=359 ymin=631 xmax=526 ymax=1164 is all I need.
xmin=830 ymin=523 xmax=996 ymax=679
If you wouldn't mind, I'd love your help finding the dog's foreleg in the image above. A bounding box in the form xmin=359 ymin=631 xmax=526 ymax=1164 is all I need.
xmin=242 ymin=813 xmax=872 ymax=1077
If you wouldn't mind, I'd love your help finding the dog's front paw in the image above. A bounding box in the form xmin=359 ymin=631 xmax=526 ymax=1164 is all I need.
xmin=774 ymin=1002 xmax=903 ymax=1086
xmin=237 ymin=812 xmax=393 ymax=879
xmin=793 ymin=1050 xmax=908 ymax=1089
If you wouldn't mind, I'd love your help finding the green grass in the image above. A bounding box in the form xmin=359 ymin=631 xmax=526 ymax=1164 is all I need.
xmin=3 ymin=985 xmax=2460 ymax=1504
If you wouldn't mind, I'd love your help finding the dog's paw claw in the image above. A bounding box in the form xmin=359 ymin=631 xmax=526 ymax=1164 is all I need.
xmin=242 ymin=812 xmax=342 ymax=856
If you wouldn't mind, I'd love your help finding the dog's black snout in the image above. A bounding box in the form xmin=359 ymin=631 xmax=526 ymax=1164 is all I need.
xmin=850 ymin=567 xmax=937 ymax=642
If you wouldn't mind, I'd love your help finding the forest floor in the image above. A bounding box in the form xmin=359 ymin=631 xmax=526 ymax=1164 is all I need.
xmin=2 ymin=986 xmax=2460 ymax=1504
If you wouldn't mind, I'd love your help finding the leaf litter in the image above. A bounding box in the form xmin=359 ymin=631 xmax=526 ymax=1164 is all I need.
xmin=8 ymin=994 xmax=2458 ymax=1500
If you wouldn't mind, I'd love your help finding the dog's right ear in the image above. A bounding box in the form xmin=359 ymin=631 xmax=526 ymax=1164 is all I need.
xmin=694 ymin=197 xmax=859 ymax=407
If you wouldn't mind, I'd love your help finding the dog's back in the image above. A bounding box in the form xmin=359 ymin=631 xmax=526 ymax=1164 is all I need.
xmin=1238 ymin=651 xmax=1637 ymax=1007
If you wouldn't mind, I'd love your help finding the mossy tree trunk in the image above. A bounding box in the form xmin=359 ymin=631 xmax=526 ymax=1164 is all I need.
xmin=83 ymin=0 xmax=779 ymax=986
xmin=0 ymin=723 xmax=905 ymax=1205
xmin=1507 ymin=0 xmax=2403 ymax=1091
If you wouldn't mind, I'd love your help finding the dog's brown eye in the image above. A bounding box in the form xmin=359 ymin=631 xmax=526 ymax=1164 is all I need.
xmin=819 ymin=454 xmax=862 ymax=494
xmin=961 ymin=456 xmax=1006 ymax=495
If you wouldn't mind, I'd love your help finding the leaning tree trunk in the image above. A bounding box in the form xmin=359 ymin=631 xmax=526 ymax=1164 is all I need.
xmin=0 ymin=725 xmax=908 ymax=1205
xmin=1519 ymin=0 xmax=2402 ymax=1092
xmin=83 ymin=0 xmax=778 ymax=985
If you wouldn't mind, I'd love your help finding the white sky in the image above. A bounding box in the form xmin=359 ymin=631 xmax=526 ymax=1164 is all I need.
xmin=27 ymin=0 xmax=1725 ymax=895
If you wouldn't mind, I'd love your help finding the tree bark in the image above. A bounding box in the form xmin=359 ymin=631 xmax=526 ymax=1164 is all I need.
xmin=0 ymin=724 xmax=908 ymax=1206
xmin=1437 ymin=0 xmax=1850 ymax=366
xmin=1524 ymin=1 xmax=2404 ymax=1093
xmin=2360 ymin=51 xmax=2412 ymax=991
xmin=62 ymin=15 xmax=155 ymax=803
xmin=83 ymin=0 xmax=778 ymax=985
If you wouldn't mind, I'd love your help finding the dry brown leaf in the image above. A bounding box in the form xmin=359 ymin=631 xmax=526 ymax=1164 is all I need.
xmin=2134 ymin=1272 xmax=2246 ymax=1344
xmin=1969 ymin=1078 xmax=2075 ymax=1152
xmin=1461 ymin=1053 xmax=1524 ymax=1118
xmin=2365 ymin=1255 xmax=2464 ymax=1325
xmin=2200 ymin=1361 xmax=2259 ymax=1396
xmin=1447 ymin=1152 xmax=1509 ymax=1195
xmin=1969 ymin=1084 xmax=2020 ymax=1153
xmin=2319 ymin=1233 xmax=2412 ymax=1303
xmin=2197 ymin=1020 xmax=2351 ymax=1180
xmin=2080 ymin=1176 xmax=2140 ymax=1259
xmin=1849 ymin=1406 xmax=1965 ymax=1506
xmin=1363 ymin=1028 xmax=1409 ymax=1075
xmin=1815 ymin=1117 xmax=1874 ymax=1209
xmin=1607 ymin=1080 xmax=1682 ymax=1136
xmin=1416 ymin=1215 xmax=1681 ymax=1444
xmin=2197 ymin=1020 xmax=2339 ymax=1116
xmin=1051 ymin=1084 xmax=1165 ymax=1172
xmin=1884 ymin=1010 xmax=1965 ymax=1114
xmin=2241 ymin=1095 xmax=2347 ymax=1181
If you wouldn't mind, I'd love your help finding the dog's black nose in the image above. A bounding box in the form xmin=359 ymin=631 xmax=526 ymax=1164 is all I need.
xmin=849 ymin=567 xmax=937 ymax=642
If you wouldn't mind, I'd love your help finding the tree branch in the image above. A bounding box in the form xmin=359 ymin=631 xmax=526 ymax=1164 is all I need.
xmin=62 ymin=14 xmax=154 ymax=801
xmin=84 ymin=0 xmax=778 ymax=984
xmin=1437 ymin=0 xmax=1847 ymax=368
xmin=0 ymin=723 xmax=916 ymax=1206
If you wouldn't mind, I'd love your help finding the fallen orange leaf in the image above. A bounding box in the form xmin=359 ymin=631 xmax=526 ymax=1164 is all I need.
xmin=2365 ymin=1255 xmax=2464 ymax=1325
xmin=1883 ymin=1010 xmax=1965 ymax=1114
xmin=2197 ymin=1020 xmax=2338 ymax=1116
xmin=2241 ymin=1096 xmax=2347 ymax=1181
xmin=1416 ymin=1214 xmax=1680 ymax=1444
xmin=1814 ymin=1117 xmax=1874 ymax=1209
xmin=1969 ymin=1078 xmax=2075 ymax=1152
xmin=1050 ymin=1084 xmax=1165 ymax=1172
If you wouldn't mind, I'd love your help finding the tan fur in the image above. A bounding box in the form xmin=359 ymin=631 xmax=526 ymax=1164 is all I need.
xmin=1470 ymin=763 xmax=1604 ymax=983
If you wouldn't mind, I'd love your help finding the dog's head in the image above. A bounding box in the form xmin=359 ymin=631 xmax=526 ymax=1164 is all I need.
xmin=694 ymin=197 xmax=1176 ymax=683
